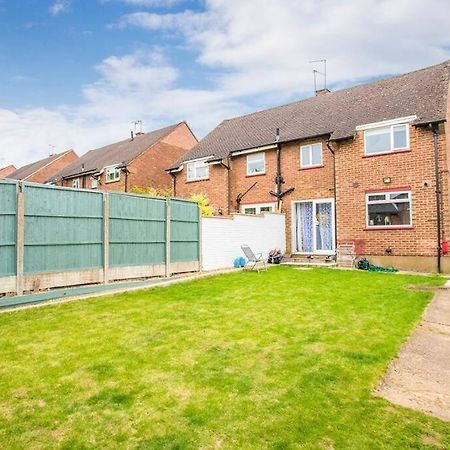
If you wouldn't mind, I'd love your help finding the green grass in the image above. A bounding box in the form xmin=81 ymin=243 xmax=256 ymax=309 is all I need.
xmin=0 ymin=266 xmax=449 ymax=449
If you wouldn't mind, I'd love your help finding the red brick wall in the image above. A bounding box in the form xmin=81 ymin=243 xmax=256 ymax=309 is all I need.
xmin=174 ymin=125 xmax=449 ymax=260
xmin=161 ymin=122 xmax=198 ymax=150
xmin=335 ymin=124 xmax=450 ymax=258
xmin=61 ymin=123 xmax=197 ymax=193
xmin=174 ymin=163 xmax=229 ymax=212
xmin=29 ymin=150 xmax=78 ymax=183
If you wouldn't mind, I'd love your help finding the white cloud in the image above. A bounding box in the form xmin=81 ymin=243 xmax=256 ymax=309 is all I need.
xmin=2 ymin=0 xmax=450 ymax=168
xmin=49 ymin=0 xmax=71 ymax=16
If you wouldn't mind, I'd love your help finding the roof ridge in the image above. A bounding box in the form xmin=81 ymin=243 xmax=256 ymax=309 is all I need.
xmin=221 ymin=59 xmax=450 ymax=124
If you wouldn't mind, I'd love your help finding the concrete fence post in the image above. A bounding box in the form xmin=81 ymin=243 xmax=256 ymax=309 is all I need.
xmin=165 ymin=198 xmax=171 ymax=277
xmin=16 ymin=183 xmax=24 ymax=296
xmin=103 ymin=192 xmax=110 ymax=284
xmin=198 ymin=205 xmax=202 ymax=273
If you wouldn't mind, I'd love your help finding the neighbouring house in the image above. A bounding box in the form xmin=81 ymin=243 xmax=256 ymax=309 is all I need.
xmin=168 ymin=60 xmax=450 ymax=273
xmin=51 ymin=122 xmax=197 ymax=192
xmin=0 ymin=165 xmax=16 ymax=178
xmin=7 ymin=150 xmax=78 ymax=183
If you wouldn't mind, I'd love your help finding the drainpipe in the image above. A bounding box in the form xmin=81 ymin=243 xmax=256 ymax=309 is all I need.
xmin=219 ymin=157 xmax=231 ymax=214
xmin=326 ymin=141 xmax=338 ymax=252
xmin=275 ymin=128 xmax=282 ymax=211
xmin=170 ymin=172 xmax=177 ymax=197
xmin=431 ymin=124 xmax=442 ymax=273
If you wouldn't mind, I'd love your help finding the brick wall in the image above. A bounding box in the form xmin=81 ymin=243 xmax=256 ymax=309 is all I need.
xmin=174 ymin=125 xmax=449 ymax=263
xmin=61 ymin=123 xmax=197 ymax=193
xmin=174 ymin=163 xmax=229 ymax=212
xmin=29 ymin=151 xmax=78 ymax=183
xmin=335 ymin=124 xmax=449 ymax=258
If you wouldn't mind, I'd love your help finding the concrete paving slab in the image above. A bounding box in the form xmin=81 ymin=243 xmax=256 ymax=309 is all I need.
xmin=376 ymin=288 xmax=450 ymax=421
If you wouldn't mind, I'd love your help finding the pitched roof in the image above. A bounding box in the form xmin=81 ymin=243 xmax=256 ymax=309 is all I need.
xmin=7 ymin=151 xmax=75 ymax=180
xmin=170 ymin=60 xmax=450 ymax=169
xmin=53 ymin=122 xmax=181 ymax=180
xmin=0 ymin=165 xmax=16 ymax=177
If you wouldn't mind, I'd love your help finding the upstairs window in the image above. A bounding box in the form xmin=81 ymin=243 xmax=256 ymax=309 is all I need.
xmin=105 ymin=166 xmax=121 ymax=183
xmin=366 ymin=191 xmax=412 ymax=227
xmin=364 ymin=123 xmax=409 ymax=155
xmin=300 ymin=143 xmax=322 ymax=168
xmin=187 ymin=159 xmax=209 ymax=181
xmin=72 ymin=178 xmax=80 ymax=188
xmin=91 ymin=177 xmax=98 ymax=189
xmin=246 ymin=152 xmax=265 ymax=175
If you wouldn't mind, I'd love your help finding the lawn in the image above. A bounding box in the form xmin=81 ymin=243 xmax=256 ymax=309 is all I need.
xmin=0 ymin=266 xmax=449 ymax=449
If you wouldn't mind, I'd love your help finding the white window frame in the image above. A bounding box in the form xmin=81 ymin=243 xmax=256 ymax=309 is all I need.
xmin=72 ymin=178 xmax=80 ymax=189
xmin=246 ymin=152 xmax=266 ymax=176
xmin=291 ymin=198 xmax=336 ymax=255
xmin=91 ymin=176 xmax=98 ymax=189
xmin=186 ymin=158 xmax=209 ymax=181
xmin=364 ymin=122 xmax=410 ymax=156
xmin=300 ymin=143 xmax=323 ymax=168
xmin=105 ymin=165 xmax=121 ymax=183
xmin=366 ymin=191 xmax=412 ymax=228
xmin=241 ymin=202 xmax=276 ymax=215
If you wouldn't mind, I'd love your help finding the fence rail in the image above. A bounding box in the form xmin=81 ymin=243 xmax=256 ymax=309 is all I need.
xmin=0 ymin=180 xmax=200 ymax=296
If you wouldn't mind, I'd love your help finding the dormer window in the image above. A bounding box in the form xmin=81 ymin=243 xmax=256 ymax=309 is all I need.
xmin=357 ymin=116 xmax=415 ymax=156
xmin=105 ymin=165 xmax=121 ymax=183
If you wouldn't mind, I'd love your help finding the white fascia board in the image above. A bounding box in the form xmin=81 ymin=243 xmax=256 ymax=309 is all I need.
xmin=232 ymin=144 xmax=277 ymax=156
xmin=182 ymin=155 xmax=214 ymax=164
xmin=356 ymin=115 xmax=417 ymax=131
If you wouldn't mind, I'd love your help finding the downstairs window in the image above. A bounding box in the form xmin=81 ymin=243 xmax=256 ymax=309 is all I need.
xmin=366 ymin=191 xmax=412 ymax=227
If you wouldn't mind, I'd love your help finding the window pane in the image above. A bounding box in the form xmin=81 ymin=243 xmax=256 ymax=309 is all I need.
xmin=260 ymin=206 xmax=272 ymax=212
xmin=301 ymin=146 xmax=311 ymax=166
xmin=311 ymin=144 xmax=322 ymax=165
xmin=393 ymin=125 xmax=407 ymax=149
xmin=365 ymin=127 xmax=391 ymax=154
xmin=390 ymin=192 xmax=409 ymax=200
xmin=244 ymin=208 xmax=256 ymax=214
xmin=368 ymin=194 xmax=386 ymax=202
xmin=247 ymin=153 xmax=264 ymax=174
xmin=196 ymin=164 xmax=208 ymax=178
xmin=368 ymin=201 xmax=411 ymax=226
xmin=187 ymin=163 xmax=194 ymax=179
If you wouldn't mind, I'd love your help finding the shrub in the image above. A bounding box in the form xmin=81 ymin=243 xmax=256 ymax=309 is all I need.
xmin=190 ymin=193 xmax=213 ymax=216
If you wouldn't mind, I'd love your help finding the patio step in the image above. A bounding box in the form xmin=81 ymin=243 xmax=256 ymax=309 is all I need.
xmin=282 ymin=255 xmax=337 ymax=267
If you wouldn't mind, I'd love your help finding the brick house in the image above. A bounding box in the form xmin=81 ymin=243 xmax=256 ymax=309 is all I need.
xmin=51 ymin=122 xmax=197 ymax=192
xmin=0 ymin=165 xmax=16 ymax=178
xmin=7 ymin=150 xmax=78 ymax=183
xmin=168 ymin=61 xmax=450 ymax=273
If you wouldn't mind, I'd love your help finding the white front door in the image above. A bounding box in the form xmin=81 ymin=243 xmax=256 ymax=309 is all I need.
xmin=293 ymin=199 xmax=335 ymax=254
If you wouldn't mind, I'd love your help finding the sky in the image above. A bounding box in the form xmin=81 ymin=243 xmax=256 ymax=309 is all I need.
xmin=0 ymin=0 xmax=449 ymax=168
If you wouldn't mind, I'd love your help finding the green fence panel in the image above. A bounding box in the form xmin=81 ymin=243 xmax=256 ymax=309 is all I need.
xmin=170 ymin=199 xmax=199 ymax=262
xmin=23 ymin=184 xmax=104 ymax=274
xmin=0 ymin=180 xmax=17 ymax=276
xmin=109 ymin=193 xmax=166 ymax=267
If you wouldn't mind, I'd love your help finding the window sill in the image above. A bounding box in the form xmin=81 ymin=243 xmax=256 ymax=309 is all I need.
xmin=105 ymin=179 xmax=120 ymax=184
xmin=364 ymin=226 xmax=413 ymax=231
xmin=186 ymin=178 xmax=210 ymax=183
xmin=246 ymin=172 xmax=266 ymax=178
xmin=363 ymin=148 xmax=410 ymax=158
xmin=299 ymin=164 xmax=324 ymax=171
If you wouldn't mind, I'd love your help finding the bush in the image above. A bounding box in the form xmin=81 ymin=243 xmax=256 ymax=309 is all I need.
xmin=190 ymin=193 xmax=213 ymax=216
xmin=130 ymin=186 xmax=172 ymax=197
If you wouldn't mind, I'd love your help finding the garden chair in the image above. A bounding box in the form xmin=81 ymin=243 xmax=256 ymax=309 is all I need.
xmin=241 ymin=245 xmax=267 ymax=271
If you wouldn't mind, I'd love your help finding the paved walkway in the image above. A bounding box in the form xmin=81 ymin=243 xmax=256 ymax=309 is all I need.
xmin=376 ymin=285 xmax=450 ymax=421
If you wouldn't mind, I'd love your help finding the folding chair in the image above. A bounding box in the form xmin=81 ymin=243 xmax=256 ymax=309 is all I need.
xmin=241 ymin=245 xmax=267 ymax=271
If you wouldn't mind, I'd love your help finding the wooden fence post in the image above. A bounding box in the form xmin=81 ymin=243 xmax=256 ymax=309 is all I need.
xmin=165 ymin=198 xmax=171 ymax=277
xmin=16 ymin=183 xmax=24 ymax=295
xmin=103 ymin=192 xmax=110 ymax=284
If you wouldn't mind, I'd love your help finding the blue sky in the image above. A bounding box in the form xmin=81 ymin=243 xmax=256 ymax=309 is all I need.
xmin=0 ymin=0 xmax=449 ymax=167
